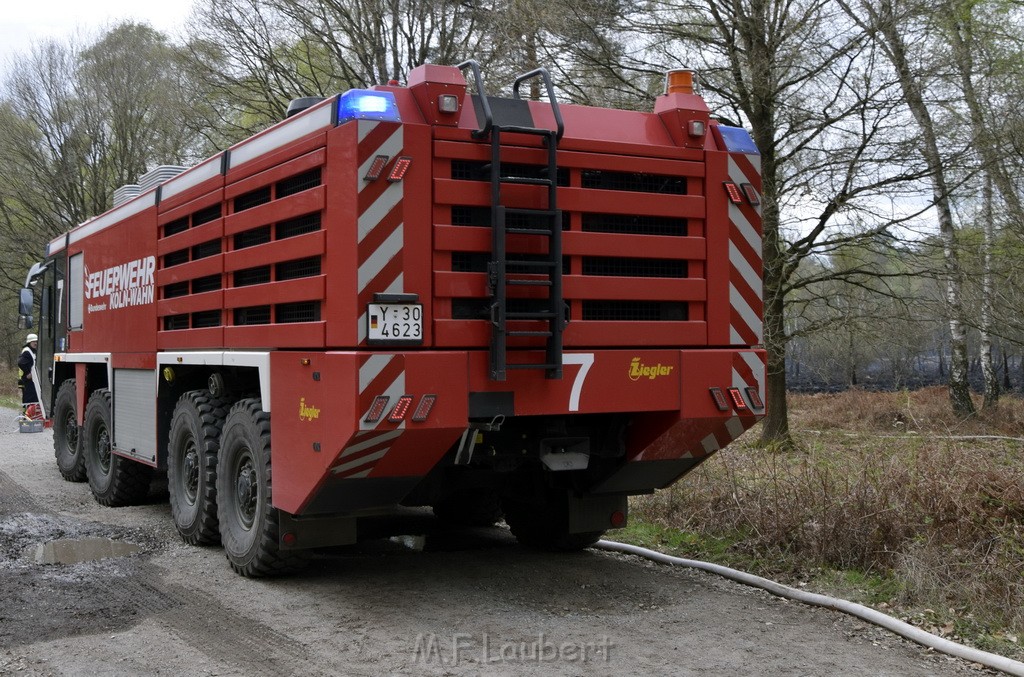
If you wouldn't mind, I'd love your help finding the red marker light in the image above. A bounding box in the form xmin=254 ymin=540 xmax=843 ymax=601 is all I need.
xmin=727 ymin=387 xmax=749 ymax=410
xmin=364 ymin=154 xmax=390 ymax=181
xmin=741 ymin=183 xmax=760 ymax=206
xmin=723 ymin=182 xmax=744 ymax=204
xmin=709 ymin=387 xmax=730 ymax=411
xmin=412 ymin=394 xmax=436 ymax=422
xmin=387 ymin=157 xmax=413 ymax=182
xmin=364 ymin=395 xmax=390 ymax=422
xmin=745 ymin=387 xmax=764 ymax=410
xmin=388 ymin=395 xmax=414 ymax=422
xmin=610 ymin=510 xmax=627 ymax=528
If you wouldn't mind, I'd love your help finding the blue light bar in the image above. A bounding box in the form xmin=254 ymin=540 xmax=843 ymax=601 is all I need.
xmin=718 ymin=126 xmax=760 ymax=155
xmin=337 ymin=90 xmax=401 ymax=124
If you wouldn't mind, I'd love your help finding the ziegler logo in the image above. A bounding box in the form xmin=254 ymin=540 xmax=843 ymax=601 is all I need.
xmin=84 ymin=255 xmax=156 ymax=312
xmin=629 ymin=357 xmax=674 ymax=381
xmin=299 ymin=397 xmax=321 ymax=421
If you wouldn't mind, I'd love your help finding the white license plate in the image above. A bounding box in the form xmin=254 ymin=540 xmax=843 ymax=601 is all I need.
xmin=367 ymin=304 xmax=423 ymax=343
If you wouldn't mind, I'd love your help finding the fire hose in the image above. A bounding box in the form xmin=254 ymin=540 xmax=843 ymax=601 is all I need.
xmin=597 ymin=540 xmax=1024 ymax=676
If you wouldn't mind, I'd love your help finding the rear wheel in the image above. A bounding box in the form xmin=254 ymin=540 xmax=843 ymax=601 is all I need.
xmin=84 ymin=389 xmax=152 ymax=506
xmin=433 ymin=489 xmax=503 ymax=527
xmin=503 ymin=489 xmax=604 ymax=551
xmin=168 ymin=391 xmax=227 ymax=545
xmin=53 ymin=380 xmax=86 ymax=482
xmin=216 ymin=398 xmax=305 ymax=577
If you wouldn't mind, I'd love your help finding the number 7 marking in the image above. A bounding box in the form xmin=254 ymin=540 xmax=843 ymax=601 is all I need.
xmin=563 ymin=353 xmax=595 ymax=412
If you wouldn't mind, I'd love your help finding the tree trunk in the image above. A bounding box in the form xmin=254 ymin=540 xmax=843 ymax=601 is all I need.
xmin=980 ymin=175 xmax=998 ymax=409
xmin=865 ymin=0 xmax=975 ymax=418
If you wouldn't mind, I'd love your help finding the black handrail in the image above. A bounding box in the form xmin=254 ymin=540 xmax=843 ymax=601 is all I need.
xmin=456 ymin=59 xmax=493 ymax=139
xmin=512 ymin=67 xmax=565 ymax=141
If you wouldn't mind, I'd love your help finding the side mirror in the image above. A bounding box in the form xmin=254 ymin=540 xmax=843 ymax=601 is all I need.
xmin=19 ymin=288 xmax=33 ymax=315
xmin=18 ymin=315 xmax=33 ymax=329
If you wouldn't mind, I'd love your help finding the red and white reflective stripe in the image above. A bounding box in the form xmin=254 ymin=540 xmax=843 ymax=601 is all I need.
xmin=331 ymin=430 xmax=402 ymax=478
xmin=698 ymin=350 xmax=766 ymax=455
xmin=357 ymin=120 xmax=406 ymax=344
xmin=329 ymin=353 xmax=407 ymax=477
xmin=727 ymin=154 xmax=763 ymax=346
xmin=358 ymin=354 xmax=406 ymax=431
xmin=732 ymin=350 xmax=765 ymax=410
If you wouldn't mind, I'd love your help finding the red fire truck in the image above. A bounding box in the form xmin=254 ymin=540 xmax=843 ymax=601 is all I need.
xmin=18 ymin=61 xmax=766 ymax=576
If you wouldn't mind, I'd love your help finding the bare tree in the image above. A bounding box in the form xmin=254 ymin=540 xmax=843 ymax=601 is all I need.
xmin=631 ymin=0 xmax=933 ymax=445
xmin=839 ymin=0 xmax=976 ymax=417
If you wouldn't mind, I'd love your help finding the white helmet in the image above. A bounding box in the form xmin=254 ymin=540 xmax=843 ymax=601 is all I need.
xmin=26 ymin=333 xmax=38 ymax=342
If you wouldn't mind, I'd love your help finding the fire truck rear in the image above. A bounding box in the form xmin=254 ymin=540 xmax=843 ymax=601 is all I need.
xmin=18 ymin=62 xmax=766 ymax=576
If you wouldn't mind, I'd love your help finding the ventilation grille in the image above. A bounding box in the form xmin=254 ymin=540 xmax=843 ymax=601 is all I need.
xmin=452 ymin=252 xmax=569 ymax=274
xmin=235 ymin=226 xmax=272 ymax=250
xmin=451 ymin=161 xmax=568 ymax=186
xmin=235 ymin=187 xmax=271 ymax=212
xmin=233 ymin=302 xmax=321 ymax=325
xmin=277 ymin=257 xmax=321 ymax=280
xmin=235 ymin=267 xmax=271 ymax=287
xmin=277 ymin=169 xmax=321 ymax=197
xmin=582 ymin=301 xmax=687 ymax=322
xmin=583 ymin=257 xmax=687 ymax=278
xmin=582 ymin=214 xmax=686 ymax=237
xmin=581 ymin=170 xmax=686 ymax=194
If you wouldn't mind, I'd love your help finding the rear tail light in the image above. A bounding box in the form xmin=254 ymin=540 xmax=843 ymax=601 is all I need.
xmin=412 ymin=394 xmax=437 ymax=422
xmin=709 ymin=387 xmax=730 ymax=411
xmin=364 ymin=154 xmax=390 ymax=181
xmin=723 ymin=182 xmax=744 ymax=204
xmin=745 ymin=387 xmax=764 ymax=410
xmin=387 ymin=157 xmax=412 ymax=182
xmin=740 ymin=183 xmax=760 ymax=206
xmin=364 ymin=395 xmax=390 ymax=423
xmin=388 ymin=395 xmax=414 ymax=422
xmin=727 ymin=387 xmax=748 ymax=410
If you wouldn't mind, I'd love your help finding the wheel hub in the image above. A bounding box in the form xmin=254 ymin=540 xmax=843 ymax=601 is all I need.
xmin=235 ymin=459 xmax=258 ymax=529
xmin=97 ymin=428 xmax=111 ymax=472
xmin=64 ymin=412 xmax=78 ymax=452
xmin=182 ymin=442 xmax=199 ymax=503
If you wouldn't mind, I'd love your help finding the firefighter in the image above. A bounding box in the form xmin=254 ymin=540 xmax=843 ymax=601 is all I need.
xmin=18 ymin=333 xmax=39 ymax=413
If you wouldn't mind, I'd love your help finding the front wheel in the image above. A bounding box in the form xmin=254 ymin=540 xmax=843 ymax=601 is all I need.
xmin=83 ymin=389 xmax=152 ymax=507
xmin=216 ymin=399 xmax=305 ymax=577
xmin=53 ymin=380 xmax=86 ymax=482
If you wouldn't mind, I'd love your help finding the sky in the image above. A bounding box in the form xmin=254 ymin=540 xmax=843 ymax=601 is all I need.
xmin=0 ymin=1 xmax=193 ymax=76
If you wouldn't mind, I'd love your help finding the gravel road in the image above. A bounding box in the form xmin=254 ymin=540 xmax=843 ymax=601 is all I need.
xmin=0 ymin=406 xmax=981 ymax=676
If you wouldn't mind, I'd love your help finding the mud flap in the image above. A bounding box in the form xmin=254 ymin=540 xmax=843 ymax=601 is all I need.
xmin=568 ymin=493 xmax=626 ymax=534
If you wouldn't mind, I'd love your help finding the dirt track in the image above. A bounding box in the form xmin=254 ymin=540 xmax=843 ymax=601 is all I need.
xmin=0 ymin=406 xmax=979 ymax=676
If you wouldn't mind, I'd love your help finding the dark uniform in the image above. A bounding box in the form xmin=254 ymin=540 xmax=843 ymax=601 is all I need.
xmin=18 ymin=335 xmax=38 ymax=406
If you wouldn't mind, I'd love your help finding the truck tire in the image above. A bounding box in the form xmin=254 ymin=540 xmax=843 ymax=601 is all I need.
xmin=84 ymin=389 xmax=153 ymax=507
xmin=53 ymin=380 xmax=86 ymax=482
xmin=503 ymin=494 xmax=604 ymax=552
xmin=168 ymin=391 xmax=227 ymax=545
xmin=216 ymin=399 xmax=306 ymax=577
xmin=432 ymin=490 xmax=503 ymax=527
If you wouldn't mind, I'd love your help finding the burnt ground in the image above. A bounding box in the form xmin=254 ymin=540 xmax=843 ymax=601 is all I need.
xmin=0 ymin=406 xmax=989 ymax=676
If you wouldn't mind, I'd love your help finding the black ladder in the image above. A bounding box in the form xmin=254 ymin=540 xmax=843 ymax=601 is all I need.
xmin=459 ymin=61 xmax=566 ymax=382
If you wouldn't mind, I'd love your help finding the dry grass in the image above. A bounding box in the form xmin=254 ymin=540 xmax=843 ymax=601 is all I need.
xmin=630 ymin=388 xmax=1024 ymax=652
